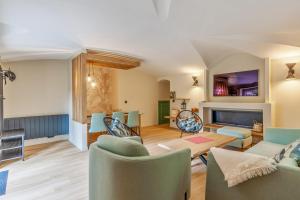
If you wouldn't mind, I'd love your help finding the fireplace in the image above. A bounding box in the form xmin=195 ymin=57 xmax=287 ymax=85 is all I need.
xmin=199 ymin=102 xmax=272 ymax=132
xmin=212 ymin=110 xmax=263 ymax=128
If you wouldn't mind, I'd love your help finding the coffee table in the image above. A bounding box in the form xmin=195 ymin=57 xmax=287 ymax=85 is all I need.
xmin=157 ymin=132 xmax=236 ymax=165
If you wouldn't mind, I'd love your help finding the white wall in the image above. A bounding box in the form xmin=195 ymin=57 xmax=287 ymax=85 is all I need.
xmin=168 ymin=73 xmax=205 ymax=109
xmin=271 ymin=57 xmax=300 ymax=128
xmin=114 ymin=68 xmax=159 ymax=127
xmin=208 ymin=53 xmax=265 ymax=103
xmin=158 ymin=80 xmax=170 ymax=100
xmin=161 ymin=71 xmax=205 ymax=128
xmin=4 ymin=60 xmax=71 ymax=118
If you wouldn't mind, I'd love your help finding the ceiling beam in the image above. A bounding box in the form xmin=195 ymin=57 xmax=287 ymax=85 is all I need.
xmin=87 ymin=60 xmax=134 ymax=70
xmin=85 ymin=49 xmax=142 ymax=70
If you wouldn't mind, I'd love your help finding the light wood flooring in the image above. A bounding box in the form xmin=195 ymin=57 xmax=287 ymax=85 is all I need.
xmin=0 ymin=125 xmax=206 ymax=200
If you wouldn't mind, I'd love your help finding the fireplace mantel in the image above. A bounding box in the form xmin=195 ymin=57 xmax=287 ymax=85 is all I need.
xmin=199 ymin=101 xmax=272 ymax=131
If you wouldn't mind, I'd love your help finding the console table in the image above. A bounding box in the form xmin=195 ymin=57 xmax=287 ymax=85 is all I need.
xmin=0 ymin=129 xmax=25 ymax=162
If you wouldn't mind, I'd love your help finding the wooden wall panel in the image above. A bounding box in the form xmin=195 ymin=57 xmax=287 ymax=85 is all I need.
xmin=72 ymin=50 xmax=141 ymax=123
xmin=86 ymin=67 xmax=115 ymax=116
xmin=72 ymin=54 xmax=87 ymax=123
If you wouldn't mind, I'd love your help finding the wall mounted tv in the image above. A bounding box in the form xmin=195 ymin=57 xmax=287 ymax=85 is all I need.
xmin=213 ymin=70 xmax=259 ymax=96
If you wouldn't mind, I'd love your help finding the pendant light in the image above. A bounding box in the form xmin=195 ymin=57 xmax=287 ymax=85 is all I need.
xmin=91 ymin=62 xmax=97 ymax=88
xmin=87 ymin=62 xmax=92 ymax=82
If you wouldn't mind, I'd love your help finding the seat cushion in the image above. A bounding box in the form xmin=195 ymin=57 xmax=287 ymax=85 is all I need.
xmin=217 ymin=126 xmax=251 ymax=139
xmin=97 ymin=135 xmax=149 ymax=157
xmin=279 ymin=157 xmax=299 ymax=168
xmin=246 ymin=141 xmax=286 ymax=158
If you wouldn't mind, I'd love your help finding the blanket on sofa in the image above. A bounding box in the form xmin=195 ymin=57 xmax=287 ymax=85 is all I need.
xmin=210 ymin=147 xmax=277 ymax=187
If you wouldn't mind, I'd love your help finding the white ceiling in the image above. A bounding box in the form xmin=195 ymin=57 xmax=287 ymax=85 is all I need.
xmin=1 ymin=0 xmax=300 ymax=76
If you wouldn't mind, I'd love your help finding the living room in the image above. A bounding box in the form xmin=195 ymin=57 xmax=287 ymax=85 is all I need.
xmin=1 ymin=1 xmax=300 ymax=200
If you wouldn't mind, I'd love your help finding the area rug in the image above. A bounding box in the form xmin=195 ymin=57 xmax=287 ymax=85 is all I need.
xmin=0 ymin=170 xmax=8 ymax=196
xmin=185 ymin=136 xmax=214 ymax=144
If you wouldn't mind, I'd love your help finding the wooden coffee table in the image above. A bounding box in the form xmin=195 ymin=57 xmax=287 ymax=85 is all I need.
xmin=157 ymin=132 xmax=236 ymax=165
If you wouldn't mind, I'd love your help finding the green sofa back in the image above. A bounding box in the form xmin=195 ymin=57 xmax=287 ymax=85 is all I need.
xmin=97 ymin=135 xmax=149 ymax=157
xmin=264 ymin=128 xmax=300 ymax=145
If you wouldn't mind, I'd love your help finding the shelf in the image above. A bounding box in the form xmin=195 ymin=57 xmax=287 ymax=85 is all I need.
xmin=0 ymin=138 xmax=22 ymax=150
xmin=1 ymin=129 xmax=25 ymax=139
xmin=175 ymin=98 xmax=190 ymax=101
xmin=0 ymin=148 xmax=23 ymax=162
xmin=0 ymin=129 xmax=25 ymax=162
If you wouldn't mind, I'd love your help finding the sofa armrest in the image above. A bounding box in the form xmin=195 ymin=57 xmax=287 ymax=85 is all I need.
xmin=264 ymin=128 xmax=300 ymax=145
xmin=206 ymin=152 xmax=300 ymax=200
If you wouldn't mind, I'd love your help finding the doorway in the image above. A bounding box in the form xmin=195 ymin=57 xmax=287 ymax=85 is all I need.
xmin=158 ymin=80 xmax=170 ymax=125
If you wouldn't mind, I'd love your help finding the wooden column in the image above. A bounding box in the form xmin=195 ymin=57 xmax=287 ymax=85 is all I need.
xmin=72 ymin=49 xmax=141 ymax=123
xmin=72 ymin=53 xmax=87 ymax=123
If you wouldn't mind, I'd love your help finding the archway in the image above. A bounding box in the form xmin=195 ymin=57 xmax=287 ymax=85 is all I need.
xmin=158 ymin=79 xmax=170 ymax=124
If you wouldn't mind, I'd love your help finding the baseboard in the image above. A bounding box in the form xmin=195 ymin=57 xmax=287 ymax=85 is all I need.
xmin=24 ymin=134 xmax=68 ymax=147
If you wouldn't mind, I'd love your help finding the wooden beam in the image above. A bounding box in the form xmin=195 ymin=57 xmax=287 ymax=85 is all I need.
xmin=88 ymin=60 xmax=133 ymax=70
xmin=86 ymin=54 xmax=139 ymax=66
xmin=86 ymin=49 xmax=142 ymax=70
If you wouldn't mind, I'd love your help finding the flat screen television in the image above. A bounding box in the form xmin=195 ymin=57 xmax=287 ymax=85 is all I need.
xmin=213 ymin=70 xmax=259 ymax=96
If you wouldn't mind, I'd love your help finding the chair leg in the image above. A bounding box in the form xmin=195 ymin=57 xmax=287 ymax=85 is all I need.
xmin=184 ymin=192 xmax=188 ymax=200
xmin=180 ymin=131 xmax=183 ymax=138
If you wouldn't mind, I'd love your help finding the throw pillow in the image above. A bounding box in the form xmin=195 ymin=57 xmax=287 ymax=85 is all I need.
xmin=282 ymin=140 xmax=300 ymax=166
xmin=274 ymin=148 xmax=285 ymax=163
xmin=110 ymin=118 xmax=131 ymax=136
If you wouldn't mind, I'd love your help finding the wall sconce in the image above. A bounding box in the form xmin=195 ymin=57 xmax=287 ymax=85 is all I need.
xmin=192 ymin=76 xmax=199 ymax=86
xmin=286 ymin=63 xmax=296 ymax=80
xmin=170 ymin=91 xmax=176 ymax=102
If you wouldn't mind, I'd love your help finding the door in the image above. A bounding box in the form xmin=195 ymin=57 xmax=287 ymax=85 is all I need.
xmin=158 ymin=101 xmax=170 ymax=124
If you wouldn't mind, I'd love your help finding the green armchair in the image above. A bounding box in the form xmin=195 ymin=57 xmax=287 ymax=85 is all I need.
xmin=89 ymin=135 xmax=191 ymax=200
xmin=206 ymin=128 xmax=300 ymax=200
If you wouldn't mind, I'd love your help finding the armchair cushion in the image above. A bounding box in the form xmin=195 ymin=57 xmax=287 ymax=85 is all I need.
xmin=279 ymin=158 xmax=299 ymax=168
xmin=246 ymin=141 xmax=285 ymax=158
xmin=97 ymin=135 xmax=149 ymax=157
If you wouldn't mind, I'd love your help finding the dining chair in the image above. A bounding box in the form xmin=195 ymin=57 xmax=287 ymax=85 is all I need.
xmin=88 ymin=112 xmax=107 ymax=147
xmin=127 ymin=111 xmax=140 ymax=134
xmin=112 ymin=112 xmax=125 ymax=123
xmin=103 ymin=117 xmax=142 ymax=143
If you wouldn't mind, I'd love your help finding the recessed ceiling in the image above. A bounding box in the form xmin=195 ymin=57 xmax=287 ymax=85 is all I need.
xmin=1 ymin=0 xmax=300 ymax=76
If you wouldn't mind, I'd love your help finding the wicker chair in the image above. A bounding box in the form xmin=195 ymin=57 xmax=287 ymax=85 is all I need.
xmin=176 ymin=110 xmax=203 ymax=138
xmin=103 ymin=117 xmax=143 ymax=143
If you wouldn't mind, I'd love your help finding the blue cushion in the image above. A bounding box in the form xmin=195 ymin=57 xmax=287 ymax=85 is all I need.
xmin=178 ymin=117 xmax=201 ymax=133
xmin=246 ymin=141 xmax=285 ymax=157
xmin=217 ymin=126 xmax=251 ymax=139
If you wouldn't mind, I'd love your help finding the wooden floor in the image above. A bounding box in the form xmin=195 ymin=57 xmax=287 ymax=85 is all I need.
xmin=0 ymin=125 xmax=206 ymax=200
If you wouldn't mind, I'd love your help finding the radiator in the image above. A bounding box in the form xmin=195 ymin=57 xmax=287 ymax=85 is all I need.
xmin=4 ymin=114 xmax=69 ymax=140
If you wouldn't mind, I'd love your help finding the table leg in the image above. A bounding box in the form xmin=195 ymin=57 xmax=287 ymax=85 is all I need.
xmin=199 ymin=154 xmax=207 ymax=165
